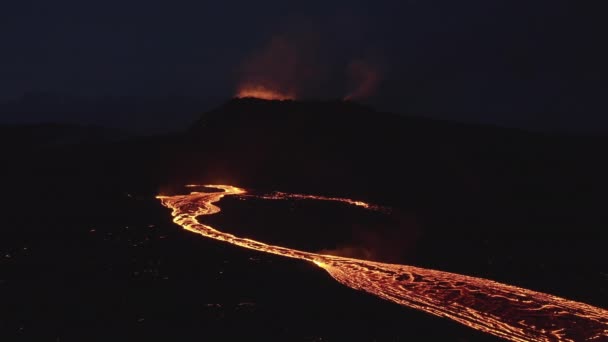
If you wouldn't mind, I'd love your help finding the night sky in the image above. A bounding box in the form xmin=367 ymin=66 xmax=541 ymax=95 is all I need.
xmin=2 ymin=1 xmax=607 ymax=132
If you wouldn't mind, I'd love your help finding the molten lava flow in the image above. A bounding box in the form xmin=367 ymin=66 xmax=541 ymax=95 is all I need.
xmin=235 ymin=85 xmax=295 ymax=100
xmin=157 ymin=185 xmax=608 ymax=342
xmin=246 ymin=191 xmax=385 ymax=211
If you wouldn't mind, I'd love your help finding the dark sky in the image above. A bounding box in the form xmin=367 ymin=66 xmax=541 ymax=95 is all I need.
xmin=1 ymin=0 xmax=607 ymax=132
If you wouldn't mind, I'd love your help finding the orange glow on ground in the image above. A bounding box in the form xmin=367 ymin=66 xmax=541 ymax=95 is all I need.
xmin=157 ymin=185 xmax=608 ymax=342
xmin=235 ymin=85 xmax=295 ymax=100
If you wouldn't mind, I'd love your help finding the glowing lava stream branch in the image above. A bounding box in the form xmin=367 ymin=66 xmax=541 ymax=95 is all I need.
xmin=157 ymin=185 xmax=608 ymax=342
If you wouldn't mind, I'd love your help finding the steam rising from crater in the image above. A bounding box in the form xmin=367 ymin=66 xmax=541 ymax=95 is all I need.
xmin=235 ymin=35 xmax=303 ymax=100
xmin=235 ymin=30 xmax=383 ymax=101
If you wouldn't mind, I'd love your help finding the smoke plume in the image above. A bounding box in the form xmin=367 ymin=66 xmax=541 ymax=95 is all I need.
xmin=236 ymin=34 xmax=321 ymax=100
xmin=344 ymin=60 xmax=382 ymax=100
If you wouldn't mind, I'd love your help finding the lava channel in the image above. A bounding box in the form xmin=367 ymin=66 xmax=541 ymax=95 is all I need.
xmin=157 ymin=185 xmax=608 ymax=342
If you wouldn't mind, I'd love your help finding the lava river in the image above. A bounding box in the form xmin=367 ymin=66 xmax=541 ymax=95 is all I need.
xmin=157 ymin=185 xmax=608 ymax=342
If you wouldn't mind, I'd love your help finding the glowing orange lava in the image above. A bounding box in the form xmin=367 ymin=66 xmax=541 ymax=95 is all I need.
xmin=246 ymin=191 xmax=385 ymax=211
xmin=157 ymin=185 xmax=608 ymax=342
xmin=235 ymin=85 xmax=295 ymax=100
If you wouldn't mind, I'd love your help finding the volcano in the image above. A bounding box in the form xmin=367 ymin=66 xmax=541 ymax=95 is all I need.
xmin=175 ymin=98 xmax=608 ymax=237
xmin=1 ymin=98 xmax=606 ymax=341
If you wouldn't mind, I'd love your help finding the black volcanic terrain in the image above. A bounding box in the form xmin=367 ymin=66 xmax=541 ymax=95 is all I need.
xmin=1 ymin=98 xmax=606 ymax=341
